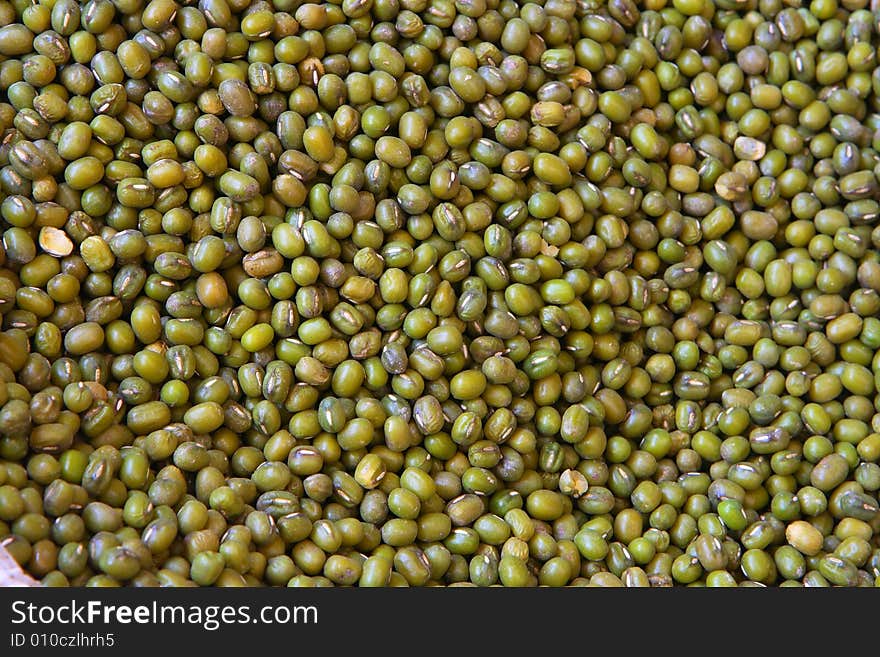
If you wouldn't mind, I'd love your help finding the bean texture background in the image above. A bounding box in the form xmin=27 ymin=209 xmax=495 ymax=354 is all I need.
xmin=0 ymin=0 xmax=878 ymax=588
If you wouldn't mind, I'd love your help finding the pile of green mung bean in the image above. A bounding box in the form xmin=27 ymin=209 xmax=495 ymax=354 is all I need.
xmin=0 ymin=0 xmax=879 ymax=587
